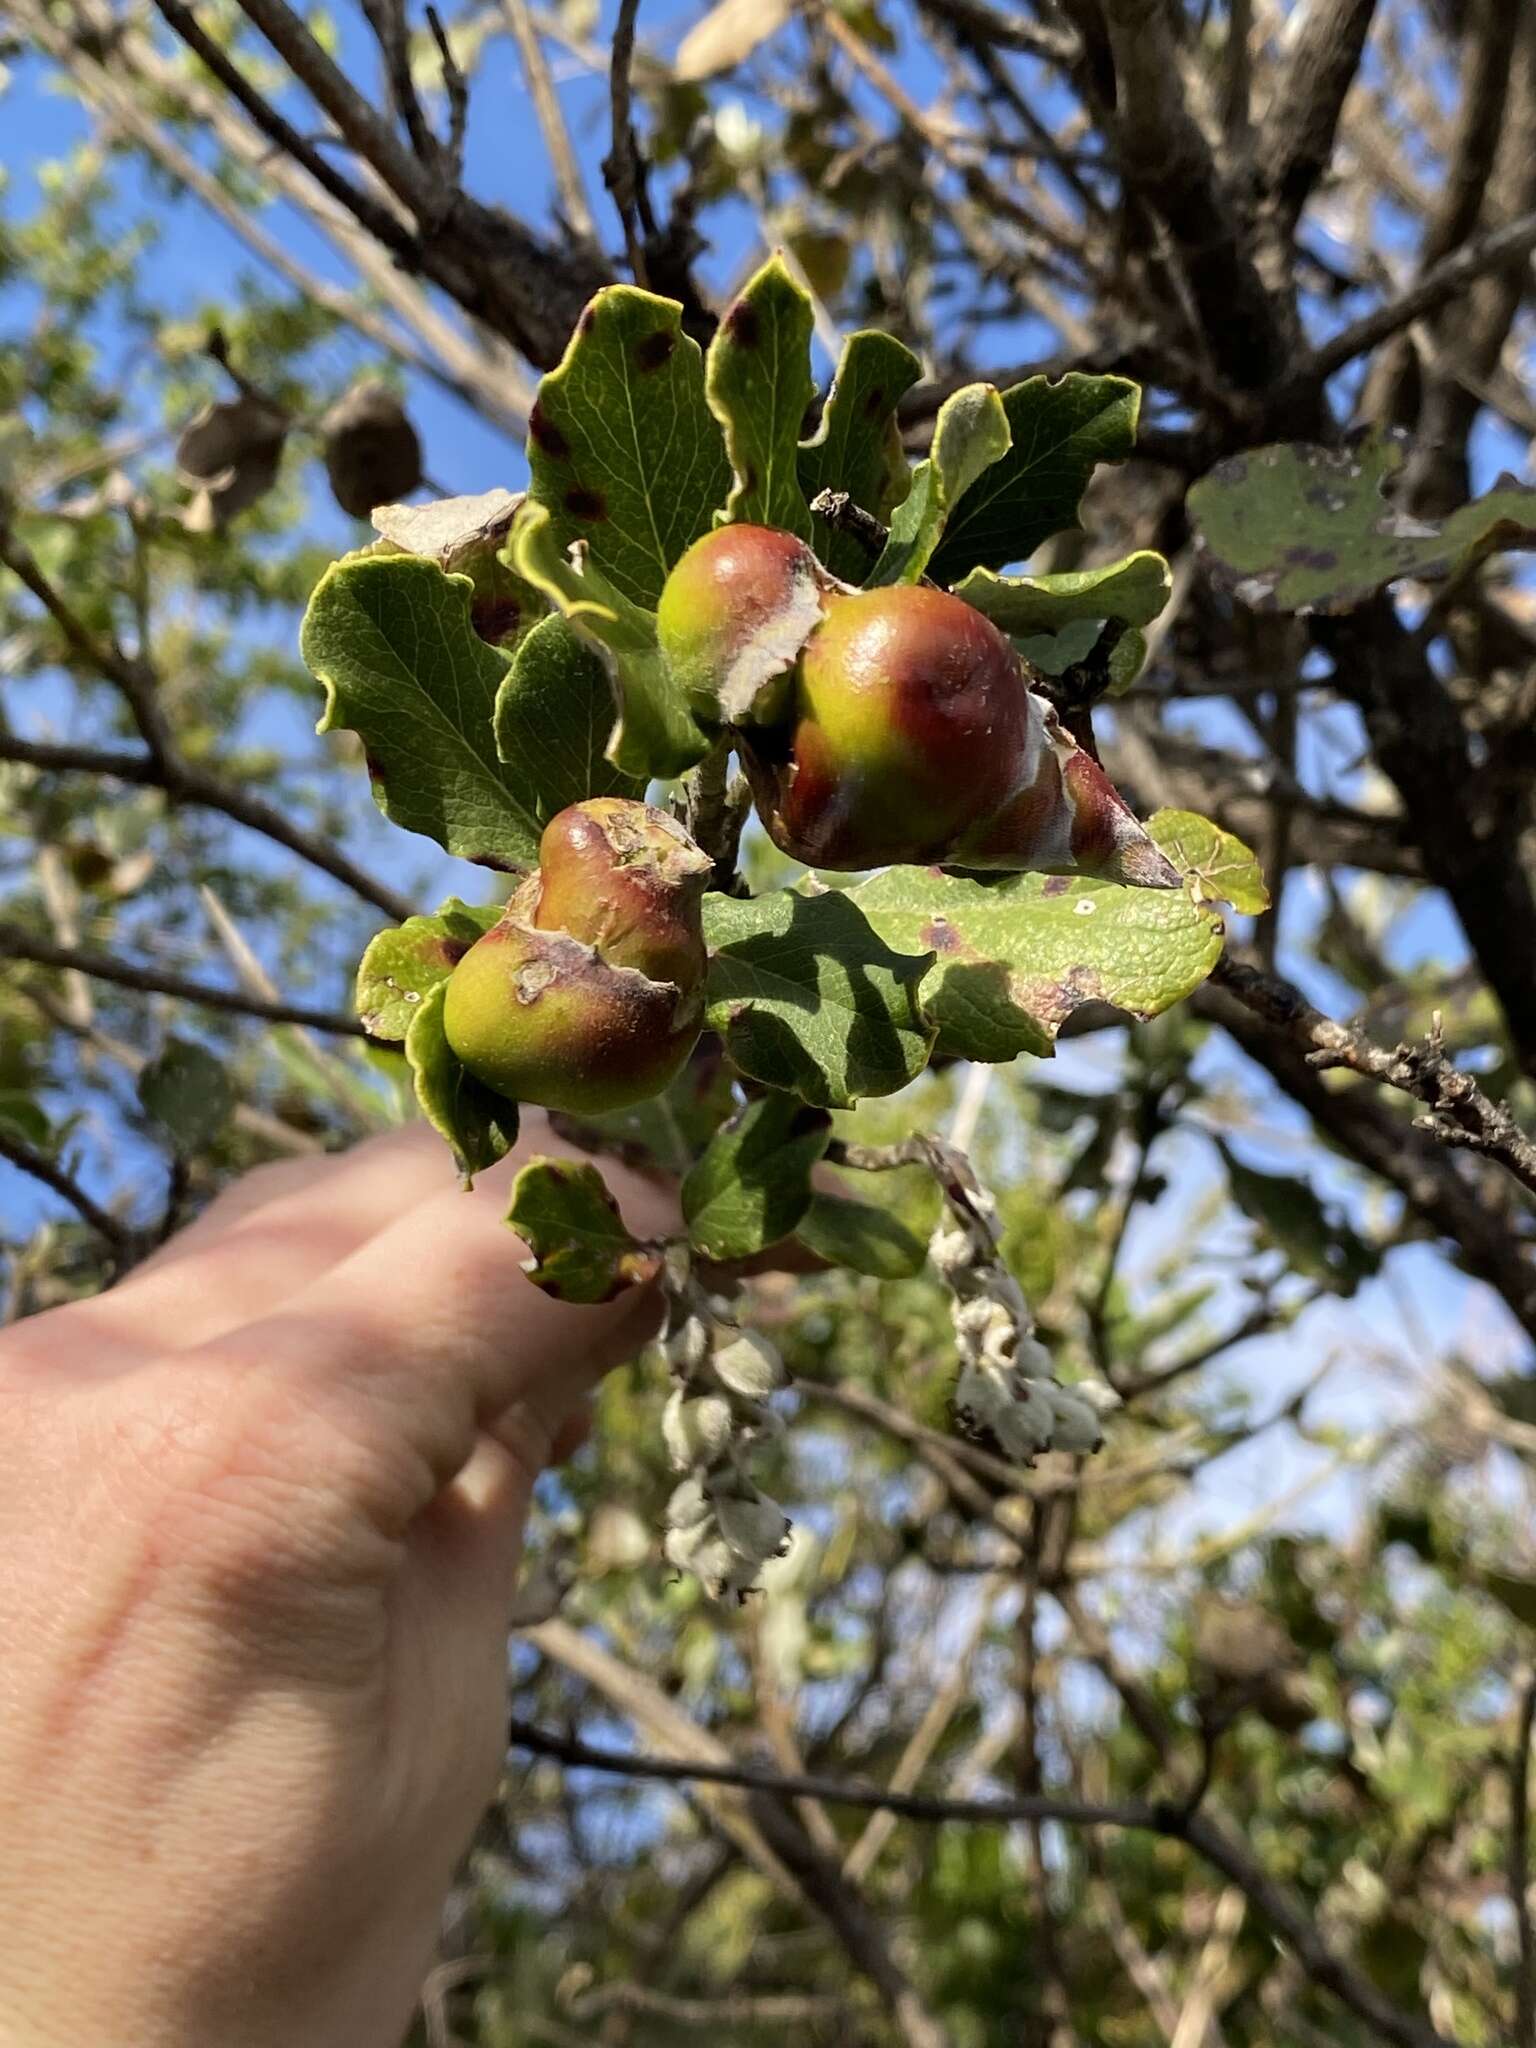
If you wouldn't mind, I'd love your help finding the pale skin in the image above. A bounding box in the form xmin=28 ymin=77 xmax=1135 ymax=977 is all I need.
xmin=0 ymin=1117 xmax=677 ymax=2048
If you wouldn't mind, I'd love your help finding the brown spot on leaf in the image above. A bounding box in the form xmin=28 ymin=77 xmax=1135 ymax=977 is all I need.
xmin=1041 ymin=875 xmax=1071 ymax=897
xmin=564 ymin=485 xmax=607 ymax=522
xmin=921 ymin=916 xmax=962 ymax=953
xmin=725 ymin=297 xmax=760 ymax=347
xmin=634 ymin=328 xmax=675 ymax=373
xmin=578 ymin=304 xmax=598 ymax=337
xmin=528 ymin=401 xmax=570 ymax=461
xmin=862 ymin=386 xmax=887 ymax=417
xmin=472 ymin=596 xmax=524 ymax=646
xmin=468 ymin=850 xmax=519 ymax=872
xmin=364 ymin=752 xmax=386 ymax=784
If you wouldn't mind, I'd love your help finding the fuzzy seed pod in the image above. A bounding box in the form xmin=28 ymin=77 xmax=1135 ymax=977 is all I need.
xmin=321 ymin=380 xmax=423 ymax=519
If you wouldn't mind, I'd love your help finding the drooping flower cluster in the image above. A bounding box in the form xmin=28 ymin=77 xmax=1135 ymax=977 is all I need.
xmin=923 ymin=1137 xmax=1119 ymax=1463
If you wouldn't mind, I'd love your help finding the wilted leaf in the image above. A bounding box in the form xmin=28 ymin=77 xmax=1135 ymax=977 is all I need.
xmin=404 ymin=979 xmax=518 ymax=1177
xmin=674 ymin=0 xmax=793 ymax=79
xmin=511 ymin=501 xmax=711 ymax=779
xmin=869 ymin=381 xmax=1010 ymax=585
xmin=1149 ymin=809 xmax=1271 ymax=913
xmin=682 ymin=1091 xmax=830 ymax=1259
xmin=926 ymin=374 xmax=1141 ymax=585
xmin=798 ymin=329 xmax=922 ymax=581
xmin=707 ymin=255 xmax=816 ymax=537
xmin=304 ymin=553 xmax=554 ymax=868
xmin=507 ymin=1156 xmax=661 ymax=1303
xmin=138 ymin=1037 xmax=233 ymax=1154
xmin=850 ymin=867 xmax=1224 ymax=1063
xmin=373 ymin=487 xmax=539 ymax=644
xmin=702 ymin=888 xmax=935 ymax=1106
xmin=797 ymin=1190 xmax=928 ymax=1277
xmin=354 ymin=899 xmax=500 ymax=1042
xmin=523 ymin=285 xmax=731 ymax=609
xmin=1189 ymin=436 xmax=1536 ymax=613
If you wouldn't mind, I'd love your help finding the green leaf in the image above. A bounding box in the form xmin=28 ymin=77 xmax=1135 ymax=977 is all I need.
xmin=798 ymin=329 xmax=923 ymax=580
xmin=1149 ymin=809 xmax=1271 ymax=914
xmin=404 ymin=979 xmax=518 ymax=1178
xmin=1188 ymin=437 xmax=1536 ymax=613
xmin=1014 ymin=617 xmax=1103 ymax=675
xmin=550 ymin=1056 xmax=738 ymax=1177
xmin=524 ymin=284 xmax=731 ymax=610
xmin=1217 ymin=1140 xmax=1380 ymax=1296
xmin=797 ymin=1190 xmax=928 ymax=1277
xmin=355 ymin=898 xmax=501 ymax=1042
xmin=702 ymin=888 xmax=936 ymax=1106
xmin=869 ymin=382 xmax=1011 ymax=585
xmin=952 ymin=551 xmax=1171 ymax=634
xmin=137 ymin=1038 xmax=232 ymax=1154
xmin=707 ymin=255 xmax=817 ymax=537
xmin=0 ymin=1091 xmax=51 ymax=1148
xmin=926 ymin=374 xmax=1141 ymax=586
xmin=850 ymin=867 xmax=1224 ymax=1063
xmin=493 ymin=613 xmax=644 ymax=809
xmin=682 ymin=1091 xmax=830 ymax=1260
xmin=511 ymin=501 xmax=711 ymax=780
xmin=507 ymin=1156 xmax=662 ymax=1303
xmin=303 ymin=553 xmax=541 ymax=869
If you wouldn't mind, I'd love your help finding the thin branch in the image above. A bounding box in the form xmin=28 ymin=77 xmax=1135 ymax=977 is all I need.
xmin=603 ymin=0 xmax=649 ymax=277
xmin=1296 ymin=203 xmax=1536 ymax=389
xmin=1213 ymin=953 xmax=1536 ymax=1200
xmin=498 ymin=0 xmax=597 ymax=239
xmin=0 ymin=550 xmax=411 ymax=923
xmin=507 ymin=1720 xmax=1456 ymax=2048
xmin=0 ymin=1127 xmax=136 ymax=1261
xmin=0 ymin=923 xmax=369 ymax=1038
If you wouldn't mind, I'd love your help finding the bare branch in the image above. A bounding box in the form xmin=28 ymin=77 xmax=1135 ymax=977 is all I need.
xmin=499 ymin=0 xmax=597 ymax=240
xmin=0 ymin=1126 xmax=137 ymax=1262
xmin=1256 ymin=0 xmax=1379 ymax=232
xmin=0 ymin=922 xmax=369 ymax=1038
xmin=603 ymin=0 xmax=651 ymax=278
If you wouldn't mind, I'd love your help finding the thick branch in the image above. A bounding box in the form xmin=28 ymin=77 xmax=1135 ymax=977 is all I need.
xmin=0 ymin=923 xmax=368 ymax=1038
xmin=1256 ymin=0 xmax=1379 ymax=232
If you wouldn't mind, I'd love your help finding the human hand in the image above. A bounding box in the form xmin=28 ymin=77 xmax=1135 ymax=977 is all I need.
xmin=0 ymin=1116 xmax=675 ymax=2048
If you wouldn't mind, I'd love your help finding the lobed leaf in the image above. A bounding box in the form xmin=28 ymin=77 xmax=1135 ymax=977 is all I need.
xmin=404 ymin=979 xmax=518 ymax=1178
xmin=507 ymin=1156 xmax=662 ymax=1303
xmin=850 ymin=867 xmax=1224 ymax=1063
xmin=1148 ymin=809 xmax=1271 ymax=914
xmin=702 ymin=887 xmax=936 ymax=1107
xmin=1188 ymin=436 xmax=1536 ymax=613
xmin=303 ymin=553 xmax=542 ymax=868
xmin=925 ymin=374 xmax=1141 ymax=585
xmin=869 ymin=381 xmax=1011 ymax=585
xmin=523 ymin=284 xmax=731 ymax=610
xmin=707 ymin=255 xmax=817 ymax=538
xmin=682 ymin=1091 xmax=830 ymax=1260
xmin=798 ymin=329 xmax=923 ymax=580
xmin=355 ymin=898 xmax=501 ymax=1042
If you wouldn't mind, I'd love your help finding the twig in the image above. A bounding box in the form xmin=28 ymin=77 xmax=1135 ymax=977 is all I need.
xmin=0 ymin=923 xmax=369 ymax=1038
xmin=1213 ymin=953 xmax=1536 ymax=1200
xmin=0 ymin=1127 xmax=137 ymax=1262
xmin=0 ymin=555 xmax=411 ymax=923
xmin=425 ymin=7 xmax=467 ymax=183
xmin=807 ymin=489 xmax=891 ymax=563
xmin=1296 ymin=203 xmax=1536 ymax=389
xmin=498 ymin=0 xmax=596 ymax=239
xmin=507 ymin=1719 xmax=1457 ymax=2048
xmin=1256 ymin=0 xmax=1379 ymax=231
xmin=603 ymin=0 xmax=650 ymax=279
